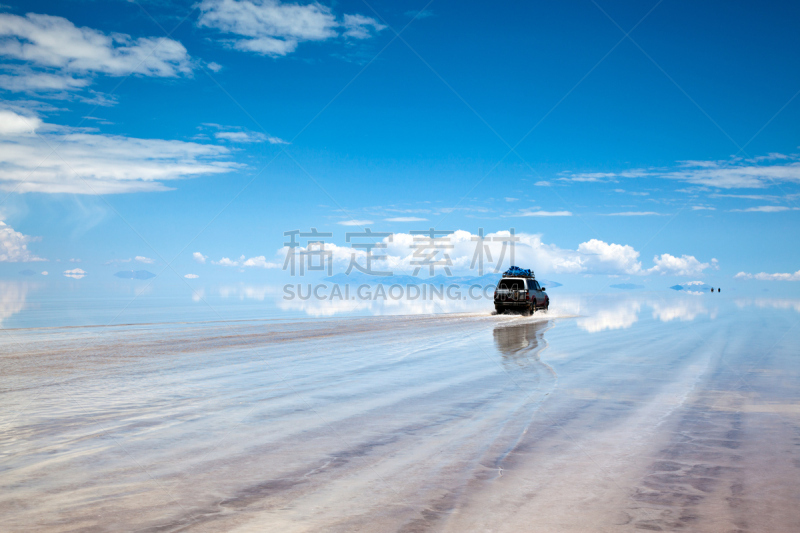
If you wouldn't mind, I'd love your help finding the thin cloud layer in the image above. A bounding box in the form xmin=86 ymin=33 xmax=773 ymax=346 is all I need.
xmin=0 ymin=13 xmax=193 ymax=94
xmin=558 ymin=153 xmax=800 ymax=190
xmin=0 ymin=110 xmax=237 ymax=194
xmin=735 ymin=270 xmax=800 ymax=281
xmin=197 ymin=0 xmax=384 ymax=57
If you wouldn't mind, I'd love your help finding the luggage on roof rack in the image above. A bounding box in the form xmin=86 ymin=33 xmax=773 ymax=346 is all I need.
xmin=502 ymin=266 xmax=535 ymax=278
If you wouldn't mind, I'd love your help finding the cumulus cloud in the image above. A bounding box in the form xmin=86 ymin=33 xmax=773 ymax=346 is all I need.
xmin=735 ymin=270 xmax=800 ymax=281
xmin=193 ymin=252 xmax=208 ymax=264
xmin=647 ymin=254 xmax=717 ymax=276
xmin=0 ymin=13 xmax=193 ymax=94
xmin=135 ymin=255 xmax=154 ymax=264
xmin=184 ymin=273 xmax=199 ymax=279
xmin=0 ymin=109 xmax=42 ymax=134
xmin=0 ymin=111 xmax=236 ymax=194
xmin=197 ymin=0 xmax=384 ymax=56
xmin=63 ymin=268 xmax=86 ymax=279
xmin=0 ymin=220 xmax=45 ymax=262
xmin=211 ymin=254 xmax=280 ymax=268
xmin=242 ymin=255 xmax=280 ymax=268
xmin=253 ymin=230 xmax=717 ymax=278
xmin=213 ymin=255 xmax=244 ymax=267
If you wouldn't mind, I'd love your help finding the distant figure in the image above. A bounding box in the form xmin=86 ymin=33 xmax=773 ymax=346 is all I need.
xmin=710 ymin=288 xmax=714 ymax=292
xmin=718 ymin=287 xmax=721 ymax=292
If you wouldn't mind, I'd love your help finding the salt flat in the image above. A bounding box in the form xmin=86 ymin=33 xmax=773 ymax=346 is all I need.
xmin=1 ymin=294 xmax=799 ymax=532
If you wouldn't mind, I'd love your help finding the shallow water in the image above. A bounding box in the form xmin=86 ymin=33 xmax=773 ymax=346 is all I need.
xmin=1 ymin=292 xmax=799 ymax=532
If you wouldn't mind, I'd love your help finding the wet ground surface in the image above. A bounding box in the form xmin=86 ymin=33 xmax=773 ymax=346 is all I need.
xmin=1 ymin=294 xmax=799 ymax=532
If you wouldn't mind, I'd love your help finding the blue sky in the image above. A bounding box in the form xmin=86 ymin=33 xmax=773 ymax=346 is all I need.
xmin=1 ymin=0 xmax=799 ymax=290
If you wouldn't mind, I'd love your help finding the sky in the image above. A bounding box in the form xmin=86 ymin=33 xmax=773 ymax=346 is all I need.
xmin=0 ymin=0 xmax=799 ymax=292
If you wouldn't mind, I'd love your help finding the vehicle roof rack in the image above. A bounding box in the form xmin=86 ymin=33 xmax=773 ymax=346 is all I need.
xmin=502 ymin=266 xmax=535 ymax=278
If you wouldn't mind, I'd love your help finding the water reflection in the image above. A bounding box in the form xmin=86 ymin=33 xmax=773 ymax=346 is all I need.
xmin=735 ymin=298 xmax=800 ymax=313
xmin=576 ymin=300 xmax=642 ymax=333
xmin=565 ymin=295 xmax=722 ymax=333
xmin=0 ymin=281 xmax=33 ymax=327
xmin=493 ymin=320 xmax=550 ymax=369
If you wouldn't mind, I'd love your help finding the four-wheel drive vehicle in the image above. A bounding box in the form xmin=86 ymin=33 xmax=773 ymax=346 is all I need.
xmin=494 ymin=274 xmax=549 ymax=315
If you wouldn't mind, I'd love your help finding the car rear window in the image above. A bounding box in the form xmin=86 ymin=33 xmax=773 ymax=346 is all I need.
xmin=498 ymin=279 xmax=524 ymax=290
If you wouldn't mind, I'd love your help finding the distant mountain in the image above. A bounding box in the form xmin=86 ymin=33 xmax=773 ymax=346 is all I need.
xmin=670 ymin=282 xmax=713 ymax=292
xmin=323 ymin=272 xmax=562 ymax=288
xmin=610 ymin=283 xmax=644 ymax=290
xmin=19 ymin=269 xmax=36 ymax=276
xmin=114 ymin=270 xmax=156 ymax=280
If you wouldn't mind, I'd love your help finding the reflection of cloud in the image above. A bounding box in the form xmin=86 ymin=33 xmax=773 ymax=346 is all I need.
xmin=63 ymin=268 xmax=86 ymax=279
xmin=0 ymin=281 xmax=31 ymax=326
xmin=217 ymin=284 xmax=281 ymax=301
xmin=650 ymin=299 xmax=709 ymax=322
xmin=577 ymin=300 xmax=641 ymax=332
xmin=735 ymin=298 xmax=800 ymax=313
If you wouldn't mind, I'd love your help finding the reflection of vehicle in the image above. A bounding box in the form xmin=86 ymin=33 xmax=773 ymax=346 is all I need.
xmin=494 ymin=267 xmax=549 ymax=315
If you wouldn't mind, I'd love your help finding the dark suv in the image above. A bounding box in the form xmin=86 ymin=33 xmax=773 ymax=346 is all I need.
xmin=494 ymin=277 xmax=549 ymax=315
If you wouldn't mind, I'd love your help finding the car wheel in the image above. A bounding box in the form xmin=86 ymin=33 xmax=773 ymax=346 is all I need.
xmin=495 ymin=305 xmax=504 ymax=315
xmin=529 ymin=302 xmax=536 ymax=315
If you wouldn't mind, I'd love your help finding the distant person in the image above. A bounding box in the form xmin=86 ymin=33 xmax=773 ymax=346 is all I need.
xmin=710 ymin=288 xmax=714 ymax=292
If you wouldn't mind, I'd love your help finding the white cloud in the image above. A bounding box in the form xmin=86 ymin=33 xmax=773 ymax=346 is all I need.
xmin=197 ymin=0 xmax=383 ymax=56
xmin=534 ymin=181 xmax=551 ymax=186
xmin=735 ymin=270 xmax=800 ymax=281
xmin=0 ymin=69 xmax=91 ymax=93
xmin=337 ymin=219 xmax=373 ymax=226
xmin=515 ymin=210 xmax=572 ymax=217
xmin=385 ymin=217 xmax=428 ymax=222
xmin=41 ymin=271 xmax=47 ymax=275
xmin=193 ymin=252 xmax=208 ymax=264
xmin=213 ymin=255 xmax=244 ymax=267
xmin=242 ymin=255 xmax=280 ymax=268
xmin=265 ymin=231 xmax=713 ymax=278
xmin=577 ymin=239 xmax=642 ymax=275
xmin=647 ymin=254 xmax=716 ymax=276
xmin=606 ymin=211 xmax=662 ymax=216
xmin=212 ymin=128 xmax=288 ymax=145
xmin=0 ymin=109 xmax=42 ymax=134
xmin=691 ymin=206 xmax=715 ymax=211
xmin=184 ymin=273 xmax=199 ymax=279
xmin=342 ymin=14 xmax=385 ymax=39
xmin=731 ymin=205 xmax=797 ymax=213
xmin=0 ymin=111 xmax=237 ymax=194
xmin=63 ymin=267 xmax=86 ymax=279
xmin=135 ymin=255 xmax=154 ymax=264
xmin=214 ymin=131 xmax=266 ymax=143
xmin=657 ymin=157 xmax=800 ymax=189
xmin=504 ymin=197 xmax=518 ymax=202
xmin=0 ymin=13 xmax=193 ymax=94
xmin=0 ymin=220 xmax=45 ymax=262
xmin=558 ymin=153 xmax=800 ymax=190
